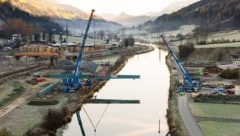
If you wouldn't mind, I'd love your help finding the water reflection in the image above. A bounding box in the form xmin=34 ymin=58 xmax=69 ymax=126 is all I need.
xmin=62 ymin=45 xmax=170 ymax=136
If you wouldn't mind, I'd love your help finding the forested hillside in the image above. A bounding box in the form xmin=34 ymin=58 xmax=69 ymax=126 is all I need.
xmin=0 ymin=1 xmax=122 ymax=40
xmin=0 ymin=2 xmax=62 ymax=39
xmin=142 ymin=0 xmax=240 ymax=32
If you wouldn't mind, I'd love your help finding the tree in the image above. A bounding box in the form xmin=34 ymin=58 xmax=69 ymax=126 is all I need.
xmin=123 ymin=38 xmax=129 ymax=48
xmin=176 ymin=33 xmax=185 ymax=40
xmin=34 ymin=33 xmax=40 ymax=42
xmin=219 ymin=69 xmax=239 ymax=79
xmin=99 ymin=31 xmax=105 ymax=40
xmin=48 ymin=29 xmax=54 ymax=43
xmin=1 ymin=19 xmax=33 ymax=40
xmin=42 ymin=30 xmax=46 ymax=41
xmin=0 ymin=127 xmax=13 ymax=136
xmin=59 ymin=32 xmax=63 ymax=43
xmin=122 ymin=37 xmax=135 ymax=48
xmin=128 ymin=37 xmax=135 ymax=46
xmin=178 ymin=43 xmax=195 ymax=58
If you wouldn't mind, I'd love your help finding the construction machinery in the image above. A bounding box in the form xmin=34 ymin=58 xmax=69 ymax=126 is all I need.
xmin=62 ymin=9 xmax=95 ymax=92
xmin=160 ymin=35 xmax=201 ymax=93
xmin=26 ymin=72 xmax=46 ymax=85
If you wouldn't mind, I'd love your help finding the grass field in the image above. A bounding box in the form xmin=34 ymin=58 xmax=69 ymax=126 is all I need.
xmin=53 ymin=34 xmax=106 ymax=45
xmin=198 ymin=121 xmax=240 ymax=136
xmin=189 ymin=102 xmax=240 ymax=119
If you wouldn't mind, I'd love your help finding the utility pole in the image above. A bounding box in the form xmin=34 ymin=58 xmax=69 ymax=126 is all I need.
xmin=65 ymin=19 xmax=68 ymax=43
xmin=158 ymin=119 xmax=161 ymax=134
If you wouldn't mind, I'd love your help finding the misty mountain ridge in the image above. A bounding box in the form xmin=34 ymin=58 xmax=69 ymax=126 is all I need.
xmin=114 ymin=12 xmax=153 ymax=27
xmin=145 ymin=0 xmax=200 ymax=16
xmin=100 ymin=12 xmax=154 ymax=27
xmin=142 ymin=0 xmax=240 ymax=33
xmin=100 ymin=0 xmax=199 ymax=27
xmin=160 ymin=0 xmax=200 ymax=15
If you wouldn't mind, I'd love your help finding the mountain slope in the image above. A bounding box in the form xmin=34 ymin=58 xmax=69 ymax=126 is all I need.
xmin=143 ymin=0 xmax=240 ymax=32
xmin=54 ymin=19 xmax=123 ymax=35
xmin=101 ymin=12 xmax=153 ymax=27
xmin=0 ymin=1 xmax=63 ymax=34
xmin=160 ymin=0 xmax=200 ymax=14
xmin=115 ymin=13 xmax=153 ymax=27
xmin=8 ymin=0 xmax=89 ymax=19
xmin=0 ymin=0 xmax=122 ymax=35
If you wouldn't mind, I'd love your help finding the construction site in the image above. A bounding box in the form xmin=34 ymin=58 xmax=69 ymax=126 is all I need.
xmin=163 ymin=33 xmax=240 ymax=136
xmin=0 ymin=36 xmax=153 ymax=136
xmin=0 ymin=10 xmax=153 ymax=135
xmin=0 ymin=1 xmax=240 ymax=135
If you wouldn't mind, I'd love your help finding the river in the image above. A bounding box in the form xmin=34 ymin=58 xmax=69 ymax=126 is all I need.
xmin=62 ymin=45 xmax=170 ymax=136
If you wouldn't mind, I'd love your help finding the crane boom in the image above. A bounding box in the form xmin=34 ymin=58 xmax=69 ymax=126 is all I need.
xmin=160 ymin=35 xmax=192 ymax=83
xmin=72 ymin=9 xmax=95 ymax=87
xmin=62 ymin=9 xmax=95 ymax=92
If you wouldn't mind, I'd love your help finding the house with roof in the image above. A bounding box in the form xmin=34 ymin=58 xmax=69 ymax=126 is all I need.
xmin=231 ymin=54 xmax=240 ymax=66
xmin=232 ymin=80 xmax=240 ymax=95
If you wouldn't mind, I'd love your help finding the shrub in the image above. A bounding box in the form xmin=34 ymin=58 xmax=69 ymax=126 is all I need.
xmin=27 ymin=99 xmax=59 ymax=106
xmin=178 ymin=43 xmax=195 ymax=59
xmin=41 ymin=107 xmax=70 ymax=131
xmin=12 ymin=82 xmax=25 ymax=92
xmin=0 ymin=127 xmax=13 ymax=136
xmin=25 ymin=128 xmax=47 ymax=136
xmin=219 ymin=69 xmax=239 ymax=79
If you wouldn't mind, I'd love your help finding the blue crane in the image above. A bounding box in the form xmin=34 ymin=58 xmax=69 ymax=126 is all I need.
xmin=160 ymin=35 xmax=201 ymax=93
xmin=63 ymin=9 xmax=95 ymax=92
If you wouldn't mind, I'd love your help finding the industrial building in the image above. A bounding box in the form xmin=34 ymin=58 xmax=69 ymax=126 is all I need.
xmin=231 ymin=54 xmax=240 ymax=66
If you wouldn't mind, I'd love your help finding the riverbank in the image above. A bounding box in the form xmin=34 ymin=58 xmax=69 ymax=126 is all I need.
xmin=165 ymin=42 xmax=240 ymax=136
xmin=165 ymin=55 xmax=189 ymax=136
xmin=0 ymin=45 xmax=154 ymax=136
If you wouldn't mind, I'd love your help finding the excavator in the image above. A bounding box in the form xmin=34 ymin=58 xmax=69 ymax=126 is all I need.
xmin=26 ymin=72 xmax=46 ymax=85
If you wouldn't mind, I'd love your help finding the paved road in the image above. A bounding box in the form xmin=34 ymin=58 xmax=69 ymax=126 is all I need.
xmin=178 ymin=95 xmax=204 ymax=136
xmin=167 ymin=42 xmax=204 ymax=136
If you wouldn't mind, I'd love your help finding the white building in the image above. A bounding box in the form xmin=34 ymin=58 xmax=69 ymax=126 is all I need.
xmin=231 ymin=54 xmax=240 ymax=66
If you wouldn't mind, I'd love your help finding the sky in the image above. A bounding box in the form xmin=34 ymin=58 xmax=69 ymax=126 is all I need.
xmin=56 ymin=0 xmax=191 ymax=16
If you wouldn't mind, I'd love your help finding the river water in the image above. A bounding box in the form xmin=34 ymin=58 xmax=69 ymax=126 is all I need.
xmin=62 ymin=45 xmax=170 ymax=136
